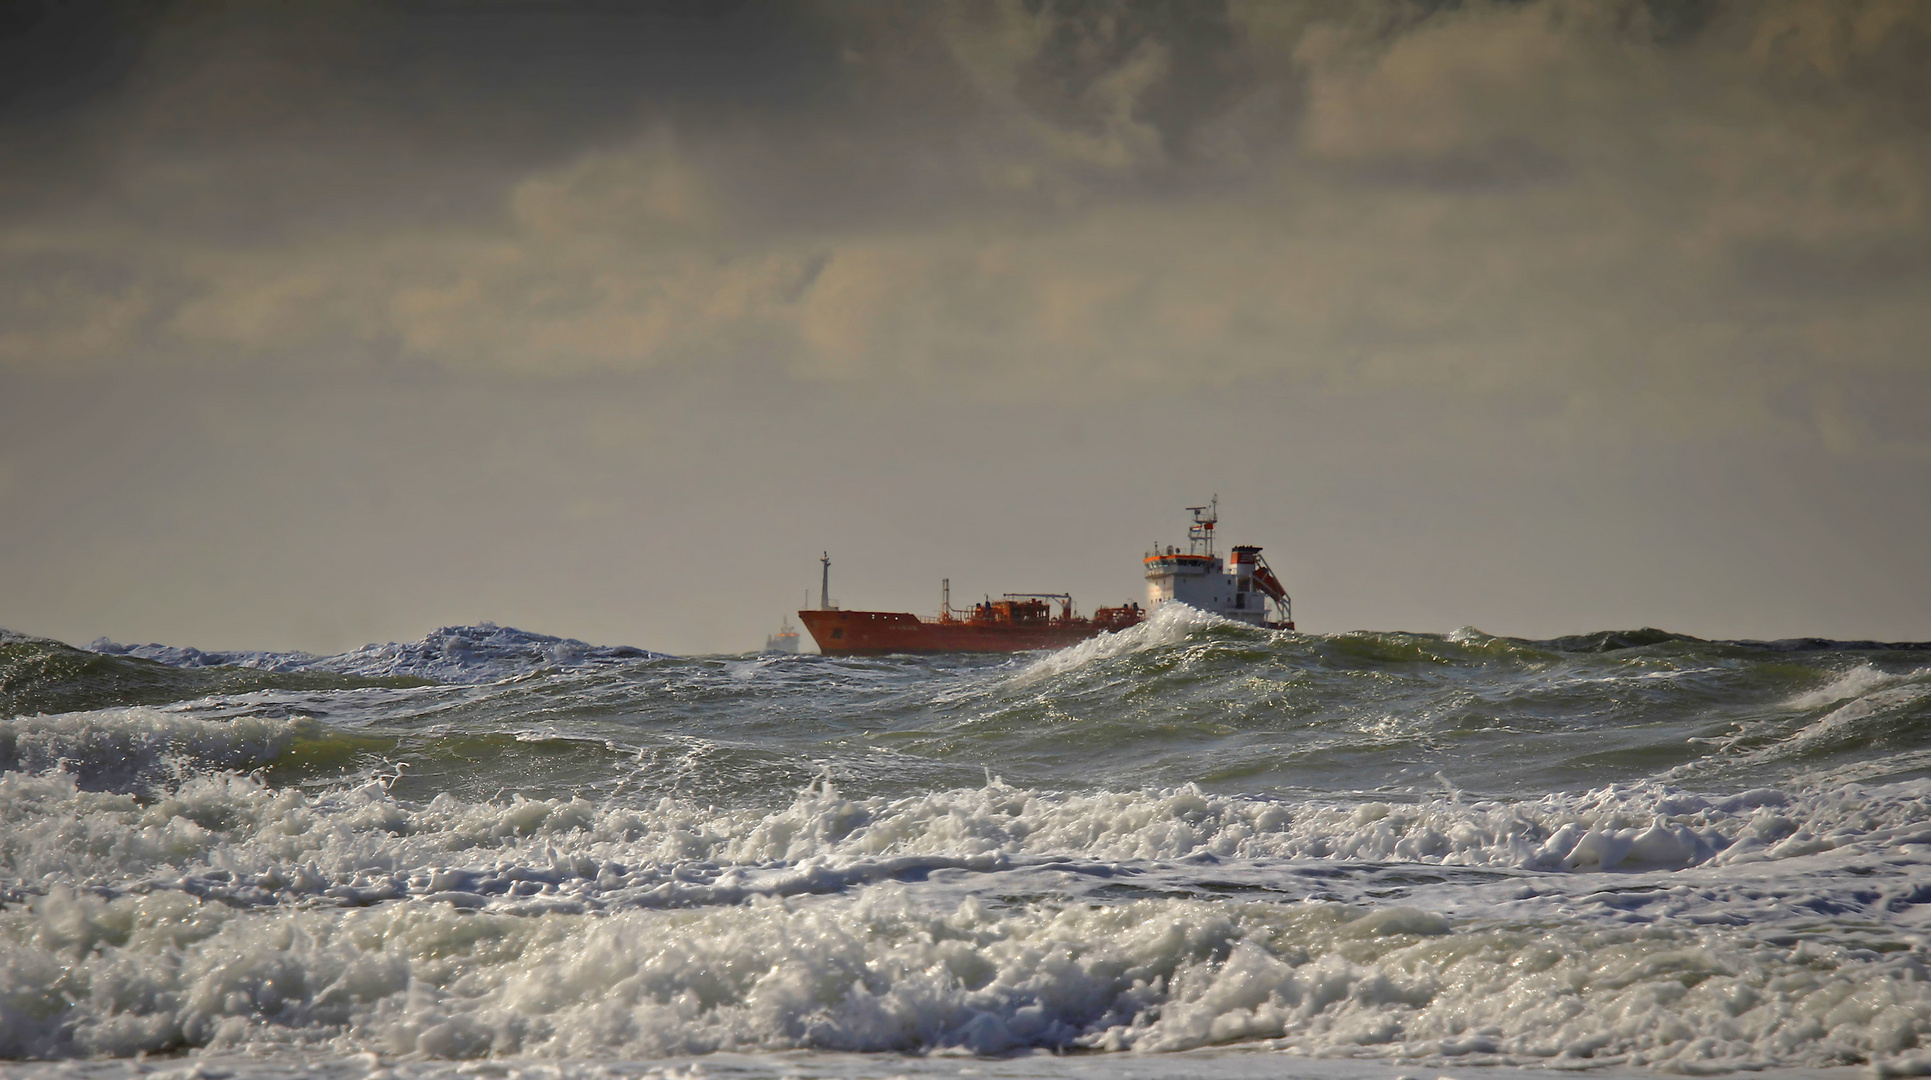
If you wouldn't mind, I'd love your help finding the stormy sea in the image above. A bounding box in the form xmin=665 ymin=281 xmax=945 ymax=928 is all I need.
xmin=3 ymin=609 xmax=1930 ymax=1080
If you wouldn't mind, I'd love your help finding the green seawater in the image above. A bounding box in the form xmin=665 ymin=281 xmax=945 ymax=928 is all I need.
xmin=0 ymin=615 xmax=1928 ymax=1074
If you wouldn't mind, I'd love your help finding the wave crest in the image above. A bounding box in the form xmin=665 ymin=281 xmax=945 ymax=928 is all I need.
xmin=0 ymin=707 xmax=312 ymax=792
xmin=85 ymin=624 xmax=668 ymax=685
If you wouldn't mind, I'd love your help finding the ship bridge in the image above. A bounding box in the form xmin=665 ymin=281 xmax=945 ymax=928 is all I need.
xmin=1144 ymin=498 xmax=1292 ymax=628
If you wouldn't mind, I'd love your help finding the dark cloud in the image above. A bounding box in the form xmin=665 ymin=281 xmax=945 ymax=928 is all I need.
xmin=0 ymin=0 xmax=153 ymax=118
xmin=1 ymin=0 xmax=851 ymax=236
xmin=1 ymin=0 xmax=837 ymax=131
xmin=1733 ymin=235 xmax=1931 ymax=300
xmin=1014 ymin=0 xmax=1251 ymax=166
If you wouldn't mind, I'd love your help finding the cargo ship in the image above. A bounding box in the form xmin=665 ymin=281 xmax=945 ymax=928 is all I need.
xmin=799 ymin=499 xmax=1292 ymax=655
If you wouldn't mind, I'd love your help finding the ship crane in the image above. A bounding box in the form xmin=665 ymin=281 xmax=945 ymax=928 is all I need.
xmin=1248 ymin=553 xmax=1293 ymax=628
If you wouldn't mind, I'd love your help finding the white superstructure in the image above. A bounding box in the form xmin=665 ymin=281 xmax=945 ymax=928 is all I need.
xmin=763 ymin=614 xmax=801 ymax=653
xmin=1144 ymin=498 xmax=1293 ymax=628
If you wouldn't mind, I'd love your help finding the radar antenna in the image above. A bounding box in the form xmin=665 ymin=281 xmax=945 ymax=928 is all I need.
xmin=1186 ymin=495 xmax=1218 ymax=557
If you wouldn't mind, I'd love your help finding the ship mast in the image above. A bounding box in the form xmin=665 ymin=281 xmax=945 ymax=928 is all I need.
xmin=820 ymin=552 xmax=832 ymax=610
xmin=1187 ymin=495 xmax=1218 ymax=558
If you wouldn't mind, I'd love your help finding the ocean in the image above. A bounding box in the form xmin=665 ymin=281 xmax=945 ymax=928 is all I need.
xmin=2 ymin=609 xmax=1930 ymax=1080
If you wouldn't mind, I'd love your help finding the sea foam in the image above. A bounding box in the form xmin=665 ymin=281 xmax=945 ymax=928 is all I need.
xmin=1013 ymin=604 xmax=1247 ymax=685
xmin=3 ymin=835 xmax=1928 ymax=1068
xmin=7 ymin=624 xmax=1931 ymax=1073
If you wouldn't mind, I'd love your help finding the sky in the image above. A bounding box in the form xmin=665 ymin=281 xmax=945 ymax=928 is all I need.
xmin=2 ymin=0 xmax=1928 ymax=655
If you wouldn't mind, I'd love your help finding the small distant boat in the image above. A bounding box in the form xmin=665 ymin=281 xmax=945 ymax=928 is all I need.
xmin=798 ymin=500 xmax=1292 ymax=656
xmin=763 ymin=611 xmax=801 ymax=654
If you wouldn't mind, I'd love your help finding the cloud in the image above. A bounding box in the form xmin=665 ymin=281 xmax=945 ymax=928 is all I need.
xmin=1 ymin=0 xmax=1926 ymax=452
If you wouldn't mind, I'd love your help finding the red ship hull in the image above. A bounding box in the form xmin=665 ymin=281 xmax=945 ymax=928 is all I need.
xmin=798 ymin=609 xmax=1141 ymax=656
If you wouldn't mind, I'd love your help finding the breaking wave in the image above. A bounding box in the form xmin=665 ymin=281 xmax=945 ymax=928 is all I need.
xmin=85 ymin=624 xmax=669 ymax=685
xmin=1 ymin=768 xmax=1928 ymax=1068
xmin=4 ymin=621 xmax=1931 ymax=1073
